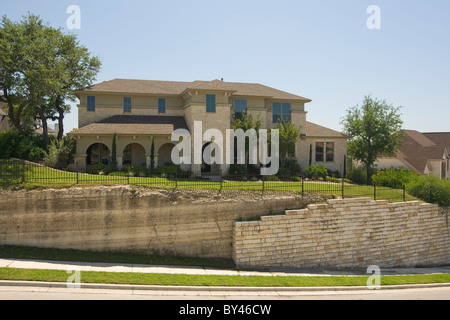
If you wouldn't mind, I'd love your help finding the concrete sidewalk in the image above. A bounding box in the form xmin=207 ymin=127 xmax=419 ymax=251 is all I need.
xmin=1 ymin=258 xmax=450 ymax=277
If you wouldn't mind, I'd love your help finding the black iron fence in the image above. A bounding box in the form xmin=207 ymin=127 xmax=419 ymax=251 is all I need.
xmin=0 ymin=159 xmax=410 ymax=202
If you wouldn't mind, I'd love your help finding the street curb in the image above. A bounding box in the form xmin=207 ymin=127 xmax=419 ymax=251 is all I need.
xmin=1 ymin=280 xmax=450 ymax=292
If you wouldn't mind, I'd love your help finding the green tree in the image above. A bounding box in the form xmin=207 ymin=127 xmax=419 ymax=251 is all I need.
xmin=341 ymin=96 xmax=405 ymax=184
xmin=111 ymin=133 xmax=118 ymax=171
xmin=150 ymin=137 xmax=155 ymax=171
xmin=231 ymin=112 xmax=261 ymax=171
xmin=0 ymin=14 xmax=101 ymax=149
xmin=276 ymin=120 xmax=301 ymax=167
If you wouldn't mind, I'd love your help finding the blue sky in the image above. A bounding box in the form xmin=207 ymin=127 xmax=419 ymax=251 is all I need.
xmin=2 ymin=0 xmax=450 ymax=133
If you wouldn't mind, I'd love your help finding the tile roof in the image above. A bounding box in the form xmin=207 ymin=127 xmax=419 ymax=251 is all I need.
xmin=70 ymin=115 xmax=189 ymax=136
xmin=78 ymin=79 xmax=311 ymax=101
xmin=390 ymin=130 xmax=449 ymax=173
xmin=304 ymin=121 xmax=347 ymax=138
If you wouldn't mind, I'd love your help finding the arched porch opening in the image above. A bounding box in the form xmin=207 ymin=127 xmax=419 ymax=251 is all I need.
xmin=158 ymin=143 xmax=176 ymax=167
xmin=86 ymin=143 xmax=110 ymax=167
xmin=123 ymin=143 xmax=147 ymax=167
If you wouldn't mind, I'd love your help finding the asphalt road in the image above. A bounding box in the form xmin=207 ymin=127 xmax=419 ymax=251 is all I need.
xmin=1 ymin=282 xmax=450 ymax=300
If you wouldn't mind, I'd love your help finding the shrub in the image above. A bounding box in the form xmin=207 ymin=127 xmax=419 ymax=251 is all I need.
xmin=228 ymin=164 xmax=247 ymax=175
xmin=87 ymin=163 xmax=111 ymax=175
xmin=44 ymin=135 xmax=76 ymax=169
xmin=372 ymin=168 xmax=420 ymax=189
xmin=347 ymin=167 xmax=368 ymax=185
xmin=406 ymin=175 xmax=450 ymax=208
xmin=265 ymin=175 xmax=280 ymax=181
xmin=306 ymin=165 xmax=328 ymax=180
xmin=0 ymin=129 xmax=46 ymax=162
xmin=327 ymin=169 xmax=341 ymax=178
xmin=155 ymin=165 xmax=183 ymax=175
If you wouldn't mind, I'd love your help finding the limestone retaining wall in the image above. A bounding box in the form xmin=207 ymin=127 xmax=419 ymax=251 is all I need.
xmin=0 ymin=186 xmax=310 ymax=259
xmin=233 ymin=198 xmax=450 ymax=269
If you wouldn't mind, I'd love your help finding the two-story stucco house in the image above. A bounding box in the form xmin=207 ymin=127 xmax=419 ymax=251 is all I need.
xmin=70 ymin=79 xmax=347 ymax=176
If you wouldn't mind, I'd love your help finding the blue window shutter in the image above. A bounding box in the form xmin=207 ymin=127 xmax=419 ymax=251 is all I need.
xmin=124 ymin=97 xmax=131 ymax=113
xmin=206 ymin=94 xmax=216 ymax=113
xmin=87 ymin=96 xmax=96 ymax=112
xmin=158 ymin=98 xmax=166 ymax=114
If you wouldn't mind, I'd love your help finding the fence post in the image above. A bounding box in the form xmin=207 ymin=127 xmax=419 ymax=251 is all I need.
xmin=374 ymin=181 xmax=377 ymax=201
xmin=403 ymin=185 xmax=406 ymax=202
xmin=21 ymin=160 xmax=25 ymax=183
xmin=175 ymin=171 xmax=178 ymax=190
xmin=301 ymin=176 xmax=304 ymax=197
xmin=341 ymin=177 xmax=344 ymax=199
xmin=76 ymin=168 xmax=79 ymax=184
xmin=262 ymin=174 xmax=265 ymax=194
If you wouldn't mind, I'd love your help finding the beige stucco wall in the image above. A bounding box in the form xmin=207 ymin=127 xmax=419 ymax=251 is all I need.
xmin=375 ymin=158 xmax=414 ymax=171
xmin=234 ymin=198 xmax=450 ymax=269
xmin=296 ymin=137 xmax=348 ymax=175
xmin=75 ymin=90 xmax=346 ymax=176
xmin=77 ymin=93 xmax=184 ymax=128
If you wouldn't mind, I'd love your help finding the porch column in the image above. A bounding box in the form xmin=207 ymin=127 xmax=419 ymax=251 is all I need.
xmin=117 ymin=154 xmax=124 ymax=170
xmin=74 ymin=154 xmax=87 ymax=172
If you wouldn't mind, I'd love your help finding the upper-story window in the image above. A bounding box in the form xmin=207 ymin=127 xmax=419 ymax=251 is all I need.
xmin=123 ymin=97 xmax=132 ymax=113
xmin=87 ymin=96 xmax=96 ymax=112
xmin=272 ymin=102 xmax=291 ymax=123
xmin=206 ymin=94 xmax=216 ymax=113
xmin=158 ymin=98 xmax=166 ymax=114
xmin=234 ymin=99 xmax=247 ymax=120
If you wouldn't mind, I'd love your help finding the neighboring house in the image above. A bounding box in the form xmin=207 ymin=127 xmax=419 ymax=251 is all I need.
xmin=0 ymin=102 xmax=10 ymax=133
xmin=70 ymin=79 xmax=348 ymax=175
xmin=376 ymin=130 xmax=450 ymax=180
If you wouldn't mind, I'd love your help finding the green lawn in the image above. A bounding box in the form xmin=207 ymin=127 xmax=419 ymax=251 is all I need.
xmin=0 ymin=161 xmax=417 ymax=203
xmin=1 ymin=267 xmax=449 ymax=288
xmin=2 ymin=246 xmax=447 ymax=288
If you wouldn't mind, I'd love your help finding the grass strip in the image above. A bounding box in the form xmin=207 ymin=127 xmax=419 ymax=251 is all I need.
xmin=0 ymin=268 xmax=449 ymax=287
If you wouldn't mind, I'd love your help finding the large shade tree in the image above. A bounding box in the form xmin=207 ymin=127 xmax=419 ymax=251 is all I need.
xmin=341 ymin=95 xmax=405 ymax=184
xmin=0 ymin=14 xmax=101 ymax=149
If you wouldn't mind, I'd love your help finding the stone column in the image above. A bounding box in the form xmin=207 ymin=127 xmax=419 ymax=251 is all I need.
xmin=74 ymin=154 xmax=87 ymax=172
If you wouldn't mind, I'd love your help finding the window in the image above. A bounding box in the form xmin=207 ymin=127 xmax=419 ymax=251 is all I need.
xmin=234 ymin=99 xmax=247 ymax=119
xmin=206 ymin=94 xmax=216 ymax=113
xmin=315 ymin=142 xmax=335 ymax=162
xmin=315 ymin=142 xmax=324 ymax=162
xmin=123 ymin=97 xmax=131 ymax=113
xmin=158 ymin=98 xmax=166 ymax=114
xmin=272 ymin=102 xmax=291 ymax=123
xmin=87 ymin=96 xmax=96 ymax=112
xmin=326 ymin=142 xmax=335 ymax=162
